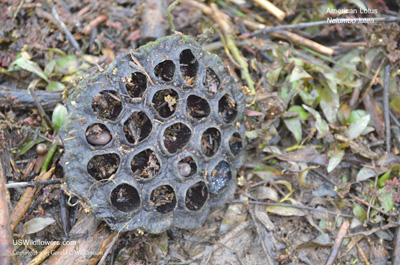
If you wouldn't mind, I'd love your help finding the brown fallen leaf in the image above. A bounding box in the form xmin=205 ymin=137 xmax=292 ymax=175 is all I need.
xmin=276 ymin=146 xmax=328 ymax=165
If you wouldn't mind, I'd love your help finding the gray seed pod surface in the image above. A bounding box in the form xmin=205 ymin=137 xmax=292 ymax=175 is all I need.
xmin=59 ymin=34 xmax=246 ymax=233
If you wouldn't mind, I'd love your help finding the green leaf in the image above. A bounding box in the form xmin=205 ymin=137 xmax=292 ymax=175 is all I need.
xmin=390 ymin=95 xmax=400 ymax=115
xmin=18 ymin=138 xmax=45 ymax=156
xmin=302 ymin=104 xmax=330 ymax=138
xmin=319 ymin=86 xmax=339 ymax=124
xmin=377 ymin=188 xmax=394 ymax=212
xmin=46 ymin=81 xmax=65 ymax=91
xmin=52 ymin=103 xmax=68 ymax=132
xmin=9 ymin=57 xmax=49 ymax=82
xmin=44 ymin=59 xmax=56 ymax=77
xmin=348 ymin=110 xmax=367 ymax=123
xmin=290 ymin=66 xmax=312 ymax=83
xmin=378 ymin=165 xmax=400 ymax=187
xmin=356 ymin=167 xmax=376 ymax=182
xmin=266 ymin=66 xmax=283 ymax=85
xmin=353 ymin=203 xmax=367 ymax=222
xmin=288 ymin=105 xmax=309 ymax=120
xmin=245 ymin=130 xmax=258 ymax=140
xmin=23 ymin=217 xmax=55 ymax=234
xmin=327 ymin=149 xmax=344 ymax=173
xmin=348 ymin=114 xmax=370 ymax=140
xmin=283 ymin=116 xmax=302 ymax=144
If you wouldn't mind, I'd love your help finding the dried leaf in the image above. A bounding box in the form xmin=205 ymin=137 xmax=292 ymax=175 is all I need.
xmin=254 ymin=186 xmax=279 ymax=201
xmin=356 ymin=167 xmax=376 ymax=182
xmin=23 ymin=217 xmax=55 ymax=234
xmin=254 ymin=205 xmax=275 ymax=230
xmin=277 ymin=146 xmax=328 ymax=165
xmin=266 ymin=205 xmax=305 ymax=216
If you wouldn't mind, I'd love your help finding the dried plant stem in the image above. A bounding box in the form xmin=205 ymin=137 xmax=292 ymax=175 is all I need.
xmin=166 ymin=0 xmax=182 ymax=33
xmin=226 ymin=34 xmax=255 ymax=94
xmin=325 ymin=221 xmax=349 ymax=265
xmin=29 ymin=80 xmax=54 ymax=130
xmin=252 ymin=0 xmax=285 ymax=21
xmin=384 ymin=64 xmax=391 ymax=152
xmin=46 ymin=0 xmax=81 ymax=52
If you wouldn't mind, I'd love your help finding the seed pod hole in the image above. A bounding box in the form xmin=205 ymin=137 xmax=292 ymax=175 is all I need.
xmin=229 ymin=132 xmax=242 ymax=156
xmin=150 ymin=185 xmax=176 ymax=214
xmin=201 ymin=128 xmax=221 ymax=157
xmin=179 ymin=49 xmax=198 ymax=85
xmin=131 ymin=149 xmax=160 ymax=179
xmin=87 ymin=153 xmax=120 ymax=181
xmin=163 ymin=123 xmax=191 ymax=154
xmin=152 ymin=89 xmax=179 ymax=118
xmin=154 ymin=60 xmax=175 ymax=81
xmin=185 ymin=181 xmax=208 ymax=211
xmin=218 ymin=94 xmax=237 ymax=123
xmin=92 ymin=90 xmax=122 ymax=120
xmin=126 ymin=72 xmax=147 ymax=98
xmin=178 ymin=156 xmax=197 ymax=177
xmin=208 ymin=161 xmax=232 ymax=194
xmin=186 ymin=95 xmax=210 ymax=120
xmin=203 ymin=68 xmax=220 ymax=94
xmin=123 ymin=111 xmax=152 ymax=144
xmin=110 ymin=184 xmax=140 ymax=212
xmin=86 ymin=124 xmax=112 ymax=146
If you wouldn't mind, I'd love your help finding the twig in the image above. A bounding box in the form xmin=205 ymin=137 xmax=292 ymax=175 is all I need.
xmin=252 ymin=0 xmax=285 ymax=21
xmin=325 ymin=221 xmax=349 ymax=265
xmin=384 ymin=64 xmax=391 ymax=152
xmin=26 ymin=241 xmax=60 ymax=265
xmin=10 ymin=167 xmax=55 ymax=232
xmin=130 ymin=54 xmax=155 ymax=86
xmin=166 ymin=0 xmax=182 ymax=33
xmin=0 ymin=152 xmax=13 ymax=264
xmin=391 ymin=112 xmax=400 ymax=127
xmin=244 ymin=19 xmax=334 ymax=56
xmin=360 ymin=58 xmax=386 ymax=102
xmin=251 ymin=17 xmax=400 ymax=36
xmin=6 ymin=179 xmax=62 ymax=189
xmin=347 ymin=223 xmax=398 ymax=237
xmin=81 ymin=15 xmax=108 ymax=35
xmin=46 ymin=0 xmax=81 ymax=52
xmin=356 ymin=244 xmax=371 ymax=265
xmin=141 ymin=0 xmax=167 ymax=43
xmin=28 ymin=80 xmax=54 ymax=130
xmin=0 ymin=86 xmax=62 ymax=111
xmin=232 ymin=200 xmax=354 ymax=218
xmin=349 ymin=193 xmax=390 ymax=217
xmin=98 ymin=233 xmax=119 ymax=265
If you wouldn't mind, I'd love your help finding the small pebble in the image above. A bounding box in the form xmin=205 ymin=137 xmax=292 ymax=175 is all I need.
xmin=178 ymin=163 xmax=192 ymax=177
xmin=86 ymin=130 xmax=111 ymax=146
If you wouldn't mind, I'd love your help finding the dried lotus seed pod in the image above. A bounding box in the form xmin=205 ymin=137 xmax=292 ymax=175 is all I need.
xmin=59 ymin=34 xmax=246 ymax=233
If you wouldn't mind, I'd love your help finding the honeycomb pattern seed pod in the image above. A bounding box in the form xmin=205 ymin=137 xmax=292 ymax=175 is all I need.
xmin=59 ymin=34 xmax=246 ymax=233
